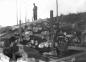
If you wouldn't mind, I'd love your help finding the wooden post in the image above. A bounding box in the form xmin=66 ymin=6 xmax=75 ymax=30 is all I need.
xmin=19 ymin=20 xmax=22 ymax=42
xmin=16 ymin=0 xmax=18 ymax=25
xmin=56 ymin=0 xmax=58 ymax=22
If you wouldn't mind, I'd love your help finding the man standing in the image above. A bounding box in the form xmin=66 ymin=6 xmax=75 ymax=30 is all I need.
xmin=33 ymin=3 xmax=37 ymax=21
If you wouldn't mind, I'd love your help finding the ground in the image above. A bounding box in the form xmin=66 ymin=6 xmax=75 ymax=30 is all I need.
xmin=75 ymin=53 xmax=86 ymax=62
xmin=0 ymin=46 xmax=86 ymax=62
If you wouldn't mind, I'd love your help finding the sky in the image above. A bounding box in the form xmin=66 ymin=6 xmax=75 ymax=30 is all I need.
xmin=0 ymin=0 xmax=86 ymax=26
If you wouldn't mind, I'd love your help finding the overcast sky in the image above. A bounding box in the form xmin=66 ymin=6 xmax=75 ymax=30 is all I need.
xmin=0 ymin=0 xmax=86 ymax=26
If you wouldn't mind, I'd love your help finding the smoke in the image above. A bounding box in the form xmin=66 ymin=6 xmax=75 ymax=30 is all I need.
xmin=0 ymin=0 xmax=86 ymax=26
xmin=59 ymin=0 xmax=86 ymax=15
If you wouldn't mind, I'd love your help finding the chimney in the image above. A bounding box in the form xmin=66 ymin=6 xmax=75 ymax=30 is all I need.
xmin=50 ymin=10 xmax=53 ymax=19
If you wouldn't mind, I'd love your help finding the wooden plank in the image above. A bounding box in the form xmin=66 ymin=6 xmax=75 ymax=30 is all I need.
xmin=50 ymin=51 xmax=86 ymax=62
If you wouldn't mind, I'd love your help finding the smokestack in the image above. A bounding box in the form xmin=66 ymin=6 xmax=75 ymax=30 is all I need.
xmin=50 ymin=10 xmax=53 ymax=19
xmin=33 ymin=3 xmax=37 ymax=21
